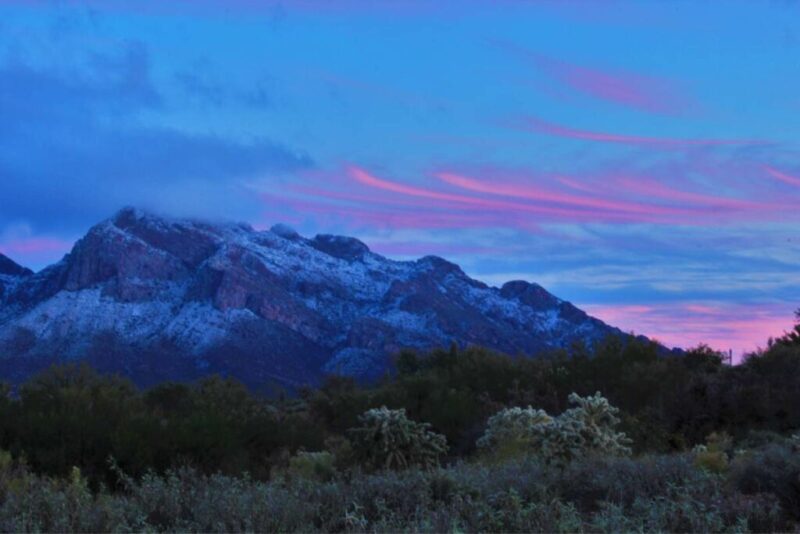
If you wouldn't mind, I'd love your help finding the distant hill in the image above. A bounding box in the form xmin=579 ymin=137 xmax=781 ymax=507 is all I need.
xmin=0 ymin=208 xmax=641 ymax=387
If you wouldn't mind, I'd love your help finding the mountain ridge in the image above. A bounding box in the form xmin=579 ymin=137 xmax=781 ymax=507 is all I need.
xmin=0 ymin=207 xmax=642 ymax=387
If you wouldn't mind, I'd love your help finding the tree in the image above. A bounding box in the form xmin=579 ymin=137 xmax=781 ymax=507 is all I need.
xmin=776 ymin=309 xmax=800 ymax=347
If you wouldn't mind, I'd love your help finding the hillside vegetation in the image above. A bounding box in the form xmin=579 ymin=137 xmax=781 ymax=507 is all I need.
xmin=1 ymin=316 xmax=800 ymax=531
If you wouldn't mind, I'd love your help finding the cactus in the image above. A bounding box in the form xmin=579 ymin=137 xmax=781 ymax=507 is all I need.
xmin=477 ymin=392 xmax=631 ymax=465
xmin=546 ymin=392 xmax=632 ymax=464
xmin=349 ymin=406 xmax=447 ymax=470
xmin=476 ymin=406 xmax=552 ymax=459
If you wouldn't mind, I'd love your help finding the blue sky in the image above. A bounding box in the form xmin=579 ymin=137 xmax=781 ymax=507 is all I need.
xmin=1 ymin=0 xmax=799 ymax=355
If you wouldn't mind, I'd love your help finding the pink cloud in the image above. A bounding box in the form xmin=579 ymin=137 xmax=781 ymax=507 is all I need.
xmin=612 ymin=177 xmax=763 ymax=211
xmin=0 ymin=236 xmax=74 ymax=270
xmin=510 ymin=116 xmax=763 ymax=147
xmin=583 ymin=302 xmax=794 ymax=360
xmin=257 ymin=161 xmax=798 ymax=235
xmin=348 ymin=166 xmax=649 ymax=221
xmin=494 ymin=41 xmax=693 ymax=115
xmin=0 ymin=237 xmax=69 ymax=254
xmin=259 ymin=191 xmax=542 ymax=231
xmin=764 ymin=165 xmax=800 ymax=188
xmin=436 ymin=171 xmax=693 ymax=216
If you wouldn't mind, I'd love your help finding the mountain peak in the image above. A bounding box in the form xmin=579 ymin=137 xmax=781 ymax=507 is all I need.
xmin=417 ymin=255 xmax=465 ymax=277
xmin=0 ymin=253 xmax=33 ymax=277
xmin=270 ymin=223 xmax=301 ymax=241
xmin=311 ymin=234 xmax=370 ymax=261
xmin=500 ymin=280 xmax=561 ymax=310
xmin=0 ymin=209 xmax=633 ymax=387
xmin=112 ymin=206 xmax=147 ymax=224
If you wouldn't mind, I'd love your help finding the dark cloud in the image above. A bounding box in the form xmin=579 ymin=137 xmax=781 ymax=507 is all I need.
xmin=174 ymin=59 xmax=274 ymax=110
xmin=175 ymin=70 xmax=227 ymax=107
xmin=0 ymin=42 xmax=313 ymax=235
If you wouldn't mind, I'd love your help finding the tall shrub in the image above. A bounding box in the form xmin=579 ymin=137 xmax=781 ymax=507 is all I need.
xmin=478 ymin=392 xmax=632 ymax=465
xmin=349 ymin=406 xmax=447 ymax=470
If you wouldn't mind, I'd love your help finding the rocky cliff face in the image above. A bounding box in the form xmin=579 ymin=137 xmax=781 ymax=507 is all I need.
xmin=0 ymin=208 xmax=629 ymax=387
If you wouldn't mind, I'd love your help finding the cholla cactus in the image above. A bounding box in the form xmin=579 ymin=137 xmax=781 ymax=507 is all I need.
xmin=476 ymin=406 xmax=552 ymax=453
xmin=349 ymin=406 xmax=447 ymax=470
xmin=477 ymin=392 xmax=631 ymax=465
xmin=547 ymin=392 xmax=632 ymax=464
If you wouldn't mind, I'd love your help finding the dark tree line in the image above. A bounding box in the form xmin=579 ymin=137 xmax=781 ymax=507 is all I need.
xmin=0 ymin=315 xmax=799 ymax=488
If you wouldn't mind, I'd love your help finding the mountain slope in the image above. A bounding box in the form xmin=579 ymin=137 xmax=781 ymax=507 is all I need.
xmin=0 ymin=254 xmax=32 ymax=302
xmin=0 ymin=208 xmax=631 ymax=387
xmin=0 ymin=254 xmax=32 ymax=278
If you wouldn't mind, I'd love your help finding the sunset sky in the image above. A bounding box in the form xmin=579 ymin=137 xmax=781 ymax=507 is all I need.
xmin=1 ymin=1 xmax=799 ymax=356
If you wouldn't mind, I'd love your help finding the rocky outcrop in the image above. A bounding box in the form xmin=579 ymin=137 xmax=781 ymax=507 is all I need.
xmin=0 ymin=208 xmax=635 ymax=387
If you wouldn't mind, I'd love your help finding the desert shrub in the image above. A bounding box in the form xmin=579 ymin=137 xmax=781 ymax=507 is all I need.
xmin=349 ymin=406 xmax=447 ymax=470
xmin=477 ymin=392 xmax=631 ymax=465
xmin=738 ymin=429 xmax=789 ymax=450
xmin=476 ymin=406 xmax=552 ymax=460
xmin=0 ymin=450 xmax=11 ymax=472
xmin=0 ymin=451 xmax=796 ymax=532
xmin=693 ymin=431 xmax=732 ymax=474
xmin=549 ymin=392 xmax=632 ymax=464
xmin=286 ymin=451 xmax=336 ymax=482
xmin=554 ymin=453 xmax=699 ymax=511
xmin=730 ymin=442 xmax=800 ymax=520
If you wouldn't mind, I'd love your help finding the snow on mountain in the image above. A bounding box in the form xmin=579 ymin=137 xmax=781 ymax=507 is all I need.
xmin=0 ymin=207 xmax=631 ymax=387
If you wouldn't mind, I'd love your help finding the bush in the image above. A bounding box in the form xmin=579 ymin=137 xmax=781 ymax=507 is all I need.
xmin=0 ymin=450 xmax=796 ymax=532
xmin=476 ymin=406 xmax=552 ymax=460
xmin=477 ymin=392 xmax=632 ymax=465
xmin=349 ymin=406 xmax=447 ymax=471
xmin=693 ymin=432 xmax=732 ymax=474
xmin=730 ymin=442 xmax=800 ymax=520
xmin=286 ymin=451 xmax=336 ymax=482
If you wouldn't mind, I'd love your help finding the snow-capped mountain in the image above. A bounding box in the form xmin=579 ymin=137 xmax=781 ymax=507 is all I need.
xmin=0 ymin=208 xmax=631 ymax=387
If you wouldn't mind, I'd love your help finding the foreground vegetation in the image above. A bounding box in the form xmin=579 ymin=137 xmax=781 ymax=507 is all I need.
xmin=1 ymin=443 xmax=799 ymax=532
xmin=1 ymin=315 xmax=800 ymax=531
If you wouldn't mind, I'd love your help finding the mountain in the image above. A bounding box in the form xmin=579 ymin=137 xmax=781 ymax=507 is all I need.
xmin=0 ymin=254 xmax=32 ymax=278
xmin=0 ymin=208 xmax=633 ymax=388
xmin=0 ymin=254 xmax=33 ymax=302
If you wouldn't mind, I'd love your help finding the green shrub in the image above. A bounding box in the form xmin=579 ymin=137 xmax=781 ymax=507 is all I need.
xmin=349 ymin=406 xmax=447 ymax=471
xmin=477 ymin=392 xmax=632 ymax=465
xmin=0 ymin=450 xmax=12 ymax=472
xmin=476 ymin=406 xmax=552 ymax=460
xmin=693 ymin=432 xmax=732 ymax=474
xmin=286 ymin=451 xmax=336 ymax=482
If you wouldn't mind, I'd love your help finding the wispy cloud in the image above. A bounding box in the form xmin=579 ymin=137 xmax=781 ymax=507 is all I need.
xmin=508 ymin=116 xmax=763 ymax=147
xmin=436 ymin=171 xmax=690 ymax=216
xmin=764 ymin=165 xmax=800 ymax=188
xmin=347 ymin=166 xmax=645 ymax=221
xmin=495 ymin=41 xmax=694 ymax=115
xmin=256 ymin=159 xmax=798 ymax=238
